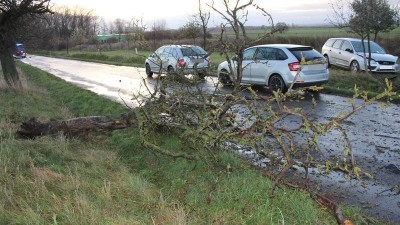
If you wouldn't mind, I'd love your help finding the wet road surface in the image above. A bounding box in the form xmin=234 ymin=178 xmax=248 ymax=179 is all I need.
xmin=22 ymin=55 xmax=400 ymax=223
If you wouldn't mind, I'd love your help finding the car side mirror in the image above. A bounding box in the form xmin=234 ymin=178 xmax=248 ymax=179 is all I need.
xmin=231 ymin=56 xmax=238 ymax=61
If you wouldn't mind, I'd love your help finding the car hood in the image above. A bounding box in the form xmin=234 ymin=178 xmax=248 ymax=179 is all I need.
xmin=357 ymin=52 xmax=398 ymax=62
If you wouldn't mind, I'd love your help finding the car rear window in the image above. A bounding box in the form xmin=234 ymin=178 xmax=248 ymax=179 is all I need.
xmin=324 ymin=39 xmax=336 ymax=47
xmin=288 ymin=47 xmax=324 ymax=61
xmin=181 ymin=46 xmax=207 ymax=57
xmin=332 ymin=40 xmax=343 ymax=49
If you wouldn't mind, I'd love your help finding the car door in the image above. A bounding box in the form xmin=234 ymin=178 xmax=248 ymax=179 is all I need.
xmin=330 ymin=39 xmax=343 ymax=66
xmin=250 ymin=47 xmax=287 ymax=84
xmin=249 ymin=47 xmax=270 ymax=84
xmin=160 ymin=47 xmax=172 ymax=71
xmin=149 ymin=46 xmax=166 ymax=72
xmin=336 ymin=40 xmax=354 ymax=67
xmin=240 ymin=47 xmax=257 ymax=83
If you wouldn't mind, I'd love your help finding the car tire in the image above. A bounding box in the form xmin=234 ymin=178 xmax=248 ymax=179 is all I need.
xmin=198 ymin=72 xmax=206 ymax=79
xmin=350 ymin=60 xmax=360 ymax=72
xmin=218 ymin=70 xmax=232 ymax=86
xmin=324 ymin=54 xmax=330 ymax=68
xmin=268 ymin=74 xmax=287 ymax=93
xmin=145 ymin=64 xmax=153 ymax=77
xmin=167 ymin=66 xmax=174 ymax=75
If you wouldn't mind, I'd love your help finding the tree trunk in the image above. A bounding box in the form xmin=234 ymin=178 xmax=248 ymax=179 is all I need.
xmin=367 ymin=33 xmax=372 ymax=73
xmin=66 ymin=37 xmax=69 ymax=55
xmin=360 ymin=37 xmax=368 ymax=74
xmin=0 ymin=33 xmax=21 ymax=87
xmin=17 ymin=114 xmax=137 ymax=139
xmin=373 ymin=31 xmax=378 ymax=42
xmin=202 ymin=27 xmax=207 ymax=49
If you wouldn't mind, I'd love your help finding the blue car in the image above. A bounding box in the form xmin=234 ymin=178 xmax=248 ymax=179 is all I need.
xmin=13 ymin=43 xmax=27 ymax=59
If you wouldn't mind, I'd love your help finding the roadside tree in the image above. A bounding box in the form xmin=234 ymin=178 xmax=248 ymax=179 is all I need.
xmin=208 ymin=0 xmax=274 ymax=88
xmin=274 ymin=22 xmax=289 ymax=33
xmin=180 ymin=20 xmax=202 ymax=45
xmin=0 ymin=0 xmax=51 ymax=87
xmin=50 ymin=6 xmax=98 ymax=53
xmin=125 ymin=17 xmax=147 ymax=49
xmin=196 ymin=0 xmax=211 ymax=49
xmin=150 ymin=19 xmax=167 ymax=49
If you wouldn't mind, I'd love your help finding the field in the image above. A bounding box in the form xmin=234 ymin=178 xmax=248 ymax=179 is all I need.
xmin=217 ymin=27 xmax=400 ymax=39
xmin=37 ymin=26 xmax=400 ymax=59
xmin=211 ymin=26 xmax=400 ymax=57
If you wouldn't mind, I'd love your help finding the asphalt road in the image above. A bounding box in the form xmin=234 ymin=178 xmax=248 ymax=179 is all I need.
xmin=21 ymin=55 xmax=400 ymax=223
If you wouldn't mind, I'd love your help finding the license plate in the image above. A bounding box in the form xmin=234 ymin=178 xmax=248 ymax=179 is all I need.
xmin=193 ymin=58 xmax=204 ymax=64
xmin=380 ymin=65 xmax=393 ymax=70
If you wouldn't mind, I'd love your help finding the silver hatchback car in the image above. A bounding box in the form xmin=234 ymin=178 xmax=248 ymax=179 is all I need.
xmin=145 ymin=45 xmax=210 ymax=79
xmin=321 ymin=38 xmax=399 ymax=73
xmin=217 ymin=44 xmax=329 ymax=92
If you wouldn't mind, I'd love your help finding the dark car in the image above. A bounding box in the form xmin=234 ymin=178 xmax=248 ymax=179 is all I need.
xmin=13 ymin=43 xmax=27 ymax=59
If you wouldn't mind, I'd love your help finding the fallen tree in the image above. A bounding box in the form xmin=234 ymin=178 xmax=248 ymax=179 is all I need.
xmin=17 ymin=114 xmax=136 ymax=139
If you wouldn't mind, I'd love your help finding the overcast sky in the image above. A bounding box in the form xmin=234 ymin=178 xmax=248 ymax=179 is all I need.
xmin=50 ymin=0 xmax=400 ymax=29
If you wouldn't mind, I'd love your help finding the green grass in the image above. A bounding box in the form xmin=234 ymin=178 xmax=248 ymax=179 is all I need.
xmin=322 ymin=67 xmax=400 ymax=103
xmin=216 ymin=27 xmax=400 ymax=39
xmin=0 ymin=63 xmax=391 ymax=224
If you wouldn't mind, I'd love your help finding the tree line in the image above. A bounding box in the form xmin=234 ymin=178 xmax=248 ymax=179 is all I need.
xmin=14 ymin=8 xmax=213 ymax=53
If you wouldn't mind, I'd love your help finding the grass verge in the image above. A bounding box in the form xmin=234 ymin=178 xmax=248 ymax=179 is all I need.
xmin=0 ymin=63 xmax=391 ymax=224
xmin=322 ymin=68 xmax=400 ymax=103
xmin=33 ymin=50 xmax=151 ymax=68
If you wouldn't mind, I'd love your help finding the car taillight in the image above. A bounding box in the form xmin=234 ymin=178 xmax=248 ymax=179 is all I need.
xmin=178 ymin=59 xmax=186 ymax=68
xmin=288 ymin=62 xmax=300 ymax=71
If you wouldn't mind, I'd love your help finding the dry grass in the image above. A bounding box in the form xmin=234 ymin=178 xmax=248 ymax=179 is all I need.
xmin=0 ymin=67 xmax=29 ymax=91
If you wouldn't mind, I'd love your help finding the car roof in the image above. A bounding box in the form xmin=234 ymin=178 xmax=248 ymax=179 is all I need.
xmin=327 ymin=37 xmax=371 ymax=42
xmin=161 ymin=44 xmax=201 ymax=48
xmin=250 ymin=44 xmax=313 ymax=49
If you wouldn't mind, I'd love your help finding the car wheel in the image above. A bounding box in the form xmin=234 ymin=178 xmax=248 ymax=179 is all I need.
xmin=198 ymin=72 xmax=206 ymax=79
xmin=268 ymin=74 xmax=287 ymax=93
xmin=167 ymin=66 xmax=175 ymax=75
xmin=350 ymin=60 xmax=360 ymax=72
xmin=324 ymin=54 xmax=330 ymax=68
xmin=218 ymin=70 xmax=232 ymax=86
xmin=145 ymin=64 xmax=153 ymax=77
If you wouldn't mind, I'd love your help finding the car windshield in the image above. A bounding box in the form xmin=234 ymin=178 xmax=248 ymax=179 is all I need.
xmin=351 ymin=41 xmax=386 ymax=54
xmin=181 ymin=46 xmax=207 ymax=57
xmin=288 ymin=47 xmax=324 ymax=61
xmin=15 ymin=43 xmax=25 ymax=51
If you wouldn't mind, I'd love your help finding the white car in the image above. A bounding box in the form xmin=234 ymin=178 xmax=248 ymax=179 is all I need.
xmin=217 ymin=44 xmax=329 ymax=92
xmin=321 ymin=38 xmax=399 ymax=73
xmin=145 ymin=45 xmax=210 ymax=79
